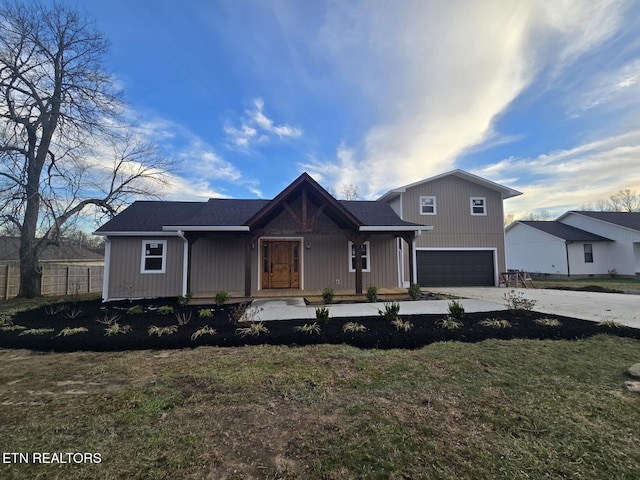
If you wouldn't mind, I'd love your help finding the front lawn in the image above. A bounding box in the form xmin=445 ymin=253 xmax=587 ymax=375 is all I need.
xmin=1 ymin=337 xmax=639 ymax=479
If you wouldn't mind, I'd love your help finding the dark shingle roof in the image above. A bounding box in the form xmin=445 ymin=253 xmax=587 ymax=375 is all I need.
xmin=569 ymin=211 xmax=640 ymax=232
xmin=96 ymin=198 xmax=421 ymax=233
xmin=519 ymin=221 xmax=612 ymax=242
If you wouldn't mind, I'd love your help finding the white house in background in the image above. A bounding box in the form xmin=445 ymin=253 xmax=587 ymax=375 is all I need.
xmin=505 ymin=211 xmax=640 ymax=278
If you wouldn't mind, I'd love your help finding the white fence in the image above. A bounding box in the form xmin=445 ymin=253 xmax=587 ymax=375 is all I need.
xmin=0 ymin=264 xmax=104 ymax=300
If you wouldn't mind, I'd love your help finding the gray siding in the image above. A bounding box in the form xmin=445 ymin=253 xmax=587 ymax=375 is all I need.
xmin=190 ymin=235 xmax=246 ymax=293
xmin=107 ymin=236 xmax=184 ymax=299
xmin=399 ymin=175 xmax=507 ymax=273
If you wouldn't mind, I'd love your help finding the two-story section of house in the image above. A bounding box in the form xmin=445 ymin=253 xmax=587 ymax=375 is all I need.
xmin=379 ymin=170 xmax=522 ymax=287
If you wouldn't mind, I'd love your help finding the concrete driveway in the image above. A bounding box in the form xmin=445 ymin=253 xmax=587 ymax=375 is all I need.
xmin=428 ymin=287 xmax=640 ymax=329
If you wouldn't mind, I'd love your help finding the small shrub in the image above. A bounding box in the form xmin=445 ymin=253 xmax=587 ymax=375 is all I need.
xmin=148 ymin=325 xmax=179 ymax=336
xmin=1 ymin=324 xmax=26 ymax=332
xmin=448 ymin=300 xmax=465 ymax=320
xmin=157 ymin=305 xmax=175 ymax=316
xmin=126 ymin=305 xmax=143 ymax=315
xmin=235 ymin=322 xmax=269 ymax=337
xmin=315 ymin=306 xmax=330 ymax=321
xmin=503 ymin=290 xmax=537 ymax=312
xmin=294 ymin=322 xmax=321 ymax=335
xmin=191 ymin=325 xmax=217 ymax=341
xmin=0 ymin=314 xmax=13 ymax=327
xmin=391 ymin=318 xmax=413 ymax=332
xmin=343 ymin=322 xmax=366 ymax=333
xmin=408 ymin=283 xmax=421 ymax=300
xmin=19 ymin=328 xmax=55 ymax=336
xmin=64 ymin=307 xmax=83 ymax=319
xmin=608 ymin=268 xmax=618 ymax=278
xmin=96 ymin=312 xmax=121 ymax=325
xmin=175 ymin=310 xmax=192 ymax=326
xmin=322 ymin=287 xmax=335 ymax=304
xmin=479 ymin=318 xmax=512 ymax=329
xmin=55 ymin=326 xmax=88 ymax=337
xmin=198 ymin=308 xmax=213 ymax=318
xmin=535 ymin=317 xmax=562 ymax=327
xmin=437 ymin=316 xmax=463 ymax=330
xmin=104 ymin=323 xmax=132 ymax=336
xmin=215 ymin=291 xmax=230 ymax=306
xmin=599 ymin=318 xmax=623 ymax=328
xmin=378 ymin=301 xmax=401 ymax=321
xmin=366 ymin=285 xmax=378 ymax=303
xmin=178 ymin=292 xmax=192 ymax=306
xmin=228 ymin=302 xmax=247 ymax=324
xmin=45 ymin=304 xmax=66 ymax=316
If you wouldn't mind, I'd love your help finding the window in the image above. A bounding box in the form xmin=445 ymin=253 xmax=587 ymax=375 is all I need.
xmin=470 ymin=197 xmax=486 ymax=215
xmin=348 ymin=241 xmax=370 ymax=272
xmin=420 ymin=196 xmax=436 ymax=215
xmin=141 ymin=240 xmax=167 ymax=273
xmin=584 ymin=244 xmax=593 ymax=263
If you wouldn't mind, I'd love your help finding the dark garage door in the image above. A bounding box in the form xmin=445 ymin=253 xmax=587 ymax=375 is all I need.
xmin=417 ymin=250 xmax=495 ymax=286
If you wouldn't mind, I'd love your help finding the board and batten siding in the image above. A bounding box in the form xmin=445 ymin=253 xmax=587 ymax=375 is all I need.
xmin=106 ymin=236 xmax=184 ymax=299
xmin=399 ymin=175 xmax=507 ymax=273
xmin=190 ymin=235 xmax=246 ymax=293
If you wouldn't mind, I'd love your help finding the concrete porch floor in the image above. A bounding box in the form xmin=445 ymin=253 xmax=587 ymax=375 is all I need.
xmin=189 ymin=287 xmax=410 ymax=305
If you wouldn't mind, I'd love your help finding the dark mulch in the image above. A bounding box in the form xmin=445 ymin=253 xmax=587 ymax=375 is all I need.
xmin=1 ymin=298 xmax=639 ymax=352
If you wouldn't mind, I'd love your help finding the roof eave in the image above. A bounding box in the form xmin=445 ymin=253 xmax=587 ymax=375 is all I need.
xmin=162 ymin=226 xmax=250 ymax=232
xmin=359 ymin=225 xmax=433 ymax=232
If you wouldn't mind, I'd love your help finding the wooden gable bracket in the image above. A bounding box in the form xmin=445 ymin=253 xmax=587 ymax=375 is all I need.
xmin=282 ymin=202 xmax=302 ymax=228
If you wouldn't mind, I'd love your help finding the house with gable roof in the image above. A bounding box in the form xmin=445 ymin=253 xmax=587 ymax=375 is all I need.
xmin=506 ymin=211 xmax=640 ymax=278
xmin=95 ymin=170 xmax=521 ymax=301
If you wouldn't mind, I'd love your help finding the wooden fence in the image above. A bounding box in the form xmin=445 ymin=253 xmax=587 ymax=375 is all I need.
xmin=0 ymin=264 xmax=104 ymax=300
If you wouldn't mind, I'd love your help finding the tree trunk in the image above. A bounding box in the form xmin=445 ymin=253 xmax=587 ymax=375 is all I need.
xmin=18 ymin=165 xmax=44 ymax=298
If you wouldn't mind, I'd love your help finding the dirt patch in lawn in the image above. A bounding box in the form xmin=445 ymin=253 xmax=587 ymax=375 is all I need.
xmin=1 ymin=297 xmax=639 ymax=352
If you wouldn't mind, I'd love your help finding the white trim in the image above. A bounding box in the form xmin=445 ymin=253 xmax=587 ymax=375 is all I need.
xmin=415 ymin=247 xmax=499 ymax=286
xmin=94 ymin=231 xmax=179 ymax=237
xmin=411 ymin=238 xmax=417 ymax=284
xmin=140 ymin=239 xmax=167 ymax=274
xmin=359 ymin=225 xmax=433 ymax=232
xmin=257 ymin=236 xmax=305 ymax=291
xmin=348 ymin=240 xmax=371 ymax=273
xmin=470 ymin=197 xmax=487 ymax=216
xmin=162 ymin=225 xmax=250 ymax=232
xmin=102 ymin=237 xmax=111 ymax=301
xmin=419 ymin=196 xmax=437 ymax=215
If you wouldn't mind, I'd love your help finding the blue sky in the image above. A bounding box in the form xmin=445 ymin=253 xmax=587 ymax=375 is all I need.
xmin=73 ymin=0 xmax=640 ymax=219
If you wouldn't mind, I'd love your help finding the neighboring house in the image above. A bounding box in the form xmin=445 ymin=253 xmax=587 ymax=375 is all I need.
xmin=95 ymin=170 xmax=522 ymax=301
xmin=0 ymin=237 xmax=104 ymax=265
xmin=379 ymin=170 xmax=522 ymax=286
xmin=505 ymin=211 xmax=640 ymax=278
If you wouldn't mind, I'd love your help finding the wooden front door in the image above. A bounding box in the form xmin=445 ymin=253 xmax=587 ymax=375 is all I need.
xmin=261 ymin=240 xmax=301 ymax=289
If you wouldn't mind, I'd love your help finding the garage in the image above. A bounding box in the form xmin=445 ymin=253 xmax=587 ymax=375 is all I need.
xmin=416 ymin=250 xmax=495 ymax=286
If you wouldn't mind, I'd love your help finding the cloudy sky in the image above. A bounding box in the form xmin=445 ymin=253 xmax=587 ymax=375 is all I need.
xmin=76 ymin=0 xmax=640 ymax=219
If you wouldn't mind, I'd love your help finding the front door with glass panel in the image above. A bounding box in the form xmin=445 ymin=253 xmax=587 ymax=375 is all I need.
xmin=261 ymin=240 xmax=300 ymax=289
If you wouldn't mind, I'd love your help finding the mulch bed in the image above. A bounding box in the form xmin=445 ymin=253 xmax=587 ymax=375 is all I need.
xmin=1 ymin=297 xmax=639 ymax=352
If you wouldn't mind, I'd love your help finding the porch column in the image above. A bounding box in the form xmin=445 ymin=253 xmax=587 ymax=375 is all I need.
xmin=354 ymin=236 xmax=363 ymax=295
xmin=244 ymin=235 xmax=252 ymax=297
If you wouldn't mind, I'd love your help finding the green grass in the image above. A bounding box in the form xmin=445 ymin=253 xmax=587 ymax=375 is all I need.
xmin=1 ymin=336 xmax=639 ymax=479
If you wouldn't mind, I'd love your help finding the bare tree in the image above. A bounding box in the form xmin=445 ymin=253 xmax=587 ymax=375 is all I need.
xmin=339 ymin=184 xmax=360 ymax=201
xmin=609 ymin=189 xmax=640 ymax=212
xmin=0 ymin=2 xmax=169 ymax=297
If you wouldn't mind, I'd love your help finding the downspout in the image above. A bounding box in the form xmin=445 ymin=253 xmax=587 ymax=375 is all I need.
xmin=177 ymin=230 xmax=189 ymax=296
xmin=565 ymin=241 xmax=572 ymax=279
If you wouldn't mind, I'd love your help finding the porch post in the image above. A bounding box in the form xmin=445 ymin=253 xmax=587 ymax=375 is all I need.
xmin=244 ymin=235 xmax=252 ymax=297
xmin=354 ymin=236 xmax=363 ymax=295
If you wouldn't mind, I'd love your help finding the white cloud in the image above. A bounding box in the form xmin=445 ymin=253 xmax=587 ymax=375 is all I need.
xmin=225 ymin=97 xmax=302 ymax=148
xmin=475 ymin=130 xmax=640 ymax=218
xmin=310 ymin=0 xmax=630 ymax=198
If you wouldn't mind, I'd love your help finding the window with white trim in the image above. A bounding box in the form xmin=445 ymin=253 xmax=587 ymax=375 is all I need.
xmin=348 ymin=241 xmax=371 ymax=272
xmin=470 ymin=197 xmax=486 ymax=215
xmin=141 ymin=240 xmax=167 ymax=273
xmin=584 ymin=244 xmax=593 ymax=263
xmin=420 ymin=196 xmax=436 ymax=215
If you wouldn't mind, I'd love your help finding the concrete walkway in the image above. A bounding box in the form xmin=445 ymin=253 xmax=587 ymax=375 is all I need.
xmin=250 ymin=287 xmax=640 ymax=329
